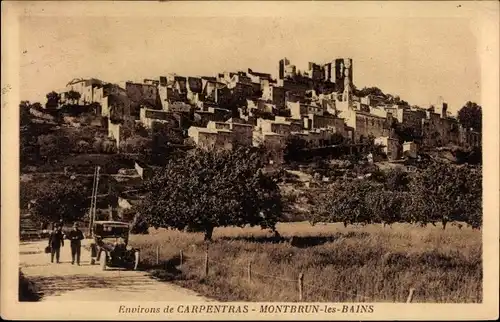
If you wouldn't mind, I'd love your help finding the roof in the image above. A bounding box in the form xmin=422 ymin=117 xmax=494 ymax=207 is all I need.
xmin=93 ymin=221 xmax=129 ymax=226
xmin=247 ymin=68 xmax=272 ymax=79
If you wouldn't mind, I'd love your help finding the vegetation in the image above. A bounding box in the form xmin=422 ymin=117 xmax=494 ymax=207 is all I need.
xmin=130 ymin=222 xmax=482 ymax=302
xmin=458 ymin=101 xmax=482 ymax=132
xmin=45 ymin=91 xmax=60 ymax=109
xmin=139 ymin=146 xmax=283 ymax=240
xmin=22 ymin=179 xmax=90 ymax=224
xmin=19 ymin=270 xmax=41 ymax=302
xmin=308 ymin=161 xmax=481 ymax=229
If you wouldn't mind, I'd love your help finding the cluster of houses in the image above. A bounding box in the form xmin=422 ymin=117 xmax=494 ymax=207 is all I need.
xmin=54 ymin=57 xmax=481 ymax=164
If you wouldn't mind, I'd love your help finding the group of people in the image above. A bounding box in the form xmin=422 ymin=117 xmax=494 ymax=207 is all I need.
xmin=47 ymin=222 xmax=85 ymax=265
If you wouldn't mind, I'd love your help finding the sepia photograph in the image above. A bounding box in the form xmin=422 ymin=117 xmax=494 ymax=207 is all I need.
xmin=2 ymin=0 xmax=499 ymax=320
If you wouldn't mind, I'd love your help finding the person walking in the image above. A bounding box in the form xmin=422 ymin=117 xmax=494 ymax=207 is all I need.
xmin=48 ymin=224 xmax=65 ymax=263
xmin=67 ymin=222 xmax=84 ymax=265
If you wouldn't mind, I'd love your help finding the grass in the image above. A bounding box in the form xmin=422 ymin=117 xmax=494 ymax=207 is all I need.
xmin=129 ymin=221 xmax=482 ymax=303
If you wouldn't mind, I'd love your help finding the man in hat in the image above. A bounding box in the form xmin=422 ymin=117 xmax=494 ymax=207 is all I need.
xmin=67 ymin=222 xmax=85 ymax=265
xmin=48 ymin=223 xmax=65 ymax=263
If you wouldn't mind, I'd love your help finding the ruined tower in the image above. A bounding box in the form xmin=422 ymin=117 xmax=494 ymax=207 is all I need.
xmin=334 ymin=58 xmax=353 ymax=94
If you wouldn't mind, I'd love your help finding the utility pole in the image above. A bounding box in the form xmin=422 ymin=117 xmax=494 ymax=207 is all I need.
xmin=88 ymin=166 xmax=100 ymax=237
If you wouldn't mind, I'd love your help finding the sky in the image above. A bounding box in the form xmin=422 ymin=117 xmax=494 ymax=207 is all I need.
xmin=18 ymin=4 xmax=484 ymax=115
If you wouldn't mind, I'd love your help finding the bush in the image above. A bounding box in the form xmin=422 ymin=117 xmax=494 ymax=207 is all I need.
xmin=19 ymin=270 xmax=41 ymax=302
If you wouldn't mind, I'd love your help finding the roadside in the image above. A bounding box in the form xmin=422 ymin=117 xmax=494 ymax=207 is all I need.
xmin=19 ymin=240 xmax=211 ymax=302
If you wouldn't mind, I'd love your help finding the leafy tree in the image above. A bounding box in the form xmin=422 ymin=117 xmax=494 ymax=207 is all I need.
xmin=121 ymin=135 xmax=152 ymax=155
xmin=311 ymin=180 xmax=381 ymax=227
xmin=66 ymin=90 xmax=81 ymax=105
xmin=284 ymin=136 xmax=308 ymax=162
xmin=458 ymin=101 xmax=482 ymax=132
xmin=45 ymin=91 xmax=60 ymax=109
xmin=139 ymin=146 xmax=283 ymax=240
xmin=20 ymin=101 xmax=32 ymax=126
xmin=26 ymin=180 xmax=90 ymax=224
xmin=384 ymin=168 xmax=410 ymax=191
xmin=365 ymin=190 xmax=408 ymax=226
xmin=37 ymin=134 xmax=70 ymax=162
xmin=31 ymin=102 xmax=43 ymax=111
xmin=406 ymin=161 xmax=482 ymax=229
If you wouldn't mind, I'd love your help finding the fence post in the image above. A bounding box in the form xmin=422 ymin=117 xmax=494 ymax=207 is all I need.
xmin=298 ymin=272 xmax=304 ymax=301
xmin=204 ymin=244 xmax=209 ymax=277
xmin=179 ymin=249 xmax=183 ymax=269
xmin=156 ymin=245 xmax=159 ymax=265
xmin=247 ymin=261 xmax=252 ymax=283
xmin=406 ymin=288 xmax=415 ymax=303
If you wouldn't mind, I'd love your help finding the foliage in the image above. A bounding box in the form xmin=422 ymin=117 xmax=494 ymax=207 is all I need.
xmin=406 ymin=162 xmax=482 ymax=229
xmin=19 ymin=270 xmax=41 ymax=302
xmin=458 ymin=101 xmax=482 ymax=132
xmin=45 ymin=91 xmax=60 ymax=109
xmin=37 ymin=134 xmax=71 ymax=162
xmin=121 ymin=136 xmax=152 ymax=154
xmin=25 ymin=179 xmax=90 ymax=224
xmin=20 ymin=101 xmax=32 ymax=126
xmin=284 ymin=136 xmax=308 ymax=162
xmin=365 ymin=190 xmax=408 ymax=225
xmin=139 ymin=146 xmax=283 ymax=240
xmin=308 ymin=160 xmax=481 ymax=229
xmin=66 ymin=90 xmax=81 ymax=104
xmin=384 ymin=168 xmax=410 ymax=191
xmin=312 ymin=180 xmax=381 ymax=226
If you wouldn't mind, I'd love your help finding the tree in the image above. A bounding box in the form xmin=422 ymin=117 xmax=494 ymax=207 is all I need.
xmin=66 ymin=90 xmax=81 ymax=105
xmin=26 ymin=180 xmax=90 ymax=224
xmin=405 ymin=161 xmax=482 ymax=229
xmin=311 ymin=180 xmax=381 ymax=227
xmin=365 ymin=190 xmax=408 ymax=226
xmin=139 ymin=146 xmax=283 ymax=240
xmin=284 ymin=136 xmax=308 ymax=162
xmin=37 ymin=134 xmax=70 ymax=163
xmin=45 ymin=91 xmax=60 ymax=109
xmin=20 ymin=101 xmax=32 ymax=126
xmin=458 ymin=101 xmax=482 ymax=132
xmin=384 ymin=168 xmax=410 ymax=191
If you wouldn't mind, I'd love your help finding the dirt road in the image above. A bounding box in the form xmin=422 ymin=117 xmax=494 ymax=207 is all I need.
xmin=19 ymin=240 xmax=211 ymax=302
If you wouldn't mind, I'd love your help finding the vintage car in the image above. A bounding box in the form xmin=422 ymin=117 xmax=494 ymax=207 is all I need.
xmin=89 ymin=221 xmax=140 ymax=271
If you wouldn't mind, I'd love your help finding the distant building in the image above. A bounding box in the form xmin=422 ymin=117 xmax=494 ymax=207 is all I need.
xmin=66 ymin=78 xmax=104 ymax=105
xmin=194 ymin=107 xmax=232 ymax=127
xmin=287 ymin=101 xmax=324 ymax=120
xmin=126 ymin=81 xmax=160 ymax=116
xmin=187 ymin=126 xmax=233 ymax=151
xmin=375 ymin=136 xmax=400 ymax=161
xmin=140 ymin=108 xmax=179 ymax=129
xmin=403 ymin=141 xmax=418 ymax=158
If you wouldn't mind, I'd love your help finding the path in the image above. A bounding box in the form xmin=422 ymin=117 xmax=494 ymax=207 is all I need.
xmin=19 ymin=240 xmax=211 ymax=302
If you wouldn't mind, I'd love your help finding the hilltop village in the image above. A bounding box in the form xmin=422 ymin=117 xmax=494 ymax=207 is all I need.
xmin=39 ymin=58 xmax=480 ymax=165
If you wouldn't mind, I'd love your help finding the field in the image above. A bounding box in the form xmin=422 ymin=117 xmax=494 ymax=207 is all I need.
xmin=129 ymin=221 xmax=482 ymax=303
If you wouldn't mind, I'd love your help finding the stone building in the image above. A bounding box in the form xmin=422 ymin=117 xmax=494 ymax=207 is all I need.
xmin=341 ymin=109 xmax=391 ymax=143
xmin=261 ymin=80 xmax=286 ymax=108
xmin=187 ymin=127 xmax=233 ymax=151
xmin=403 ymin=141 xmax=418 ymax=158
xmin=334 ymin=58 xmax=353 ymax=93
xmin=194 ymin=106 xmax=232 ymax=127
xmin=140 ymin=108 xmax=179 ymax=129
xmin=126 ymin=82 xmax=160 ymax=116
xmin=66 ymin=78 xmax=104 ymax=105
xmin=375 ymin=136 xmax=400 ymax=161
xmin=287 ymin=101 xmax=324 ymax=120
xmin=302 ymin=113 xmax=345 ymax=136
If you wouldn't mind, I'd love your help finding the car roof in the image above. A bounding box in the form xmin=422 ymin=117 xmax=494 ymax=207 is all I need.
xmin=93 ymin=221 xmax=129 ymax=225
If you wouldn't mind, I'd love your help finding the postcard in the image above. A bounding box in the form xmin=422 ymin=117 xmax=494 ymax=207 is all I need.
xmin=1 ymin=1 xmax=499 ymax=320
